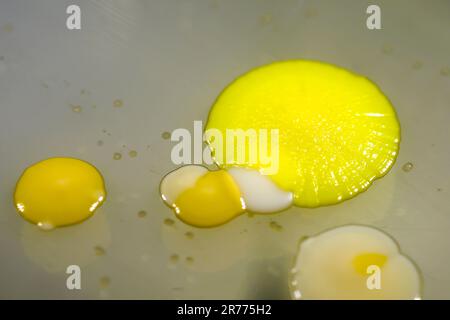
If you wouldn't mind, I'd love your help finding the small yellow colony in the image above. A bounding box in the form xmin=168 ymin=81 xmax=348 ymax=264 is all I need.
xmin=160 ymin=165 xmax=293 ymax=227
xmin=14 ymin=157 xmax=106 ymax=230
xmin=289 ymin=225 xmax=422 ymax=300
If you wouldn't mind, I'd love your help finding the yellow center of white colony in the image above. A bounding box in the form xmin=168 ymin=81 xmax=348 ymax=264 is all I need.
xmin=160 ymin=165 xmax=293 ymax=227
xmin=289 ymin=225 xmax=422 ymax=300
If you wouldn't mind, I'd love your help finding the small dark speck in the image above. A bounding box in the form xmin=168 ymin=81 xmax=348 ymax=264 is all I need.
xmin=164 ymin=218 xmax=175 ymax=226
xmin=169 ymin=254 xmax=179 ymax=264
xmin=185 ymin=231 xmax=194 ymax=239
xmin=269 ymin=221 xmax=283 ymax=232
xmin=138 ymin=210 xmax=147 ymax=218
xmin=185 ymin=256 xmax=194 ymax=265
xmin=99 ymin=276 xmax=111 ymax=288
xmin=94 ymin=246 xmax=106 ymax=256
xmin=437 ymin=188 xmax=442 ymax=192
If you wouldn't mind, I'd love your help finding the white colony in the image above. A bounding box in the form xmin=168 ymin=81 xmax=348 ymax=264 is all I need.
xmin=289 ymin=225 xmax=422 ymax=300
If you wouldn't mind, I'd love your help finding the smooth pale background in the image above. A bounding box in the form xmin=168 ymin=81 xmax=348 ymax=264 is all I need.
xmin=0 ymin=0 xmax=449 ymax=299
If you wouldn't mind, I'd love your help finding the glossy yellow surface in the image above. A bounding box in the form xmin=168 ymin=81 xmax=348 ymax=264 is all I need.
xmin=206 ymin=60 xmax=400 ymax=207
xmin=14 ymin=157 xmax=106 ymax=229
xmin=170 ymin=170 xmax=245 ymax=227
xmin=352 ymin=253 xmax=387 ymax=275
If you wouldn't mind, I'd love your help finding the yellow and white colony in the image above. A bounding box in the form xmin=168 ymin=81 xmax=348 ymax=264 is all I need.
xmin=160 ymin=165 xmax=293 ymax=227
xmin=289 ymin=225 xmax=422 ymax=300
xmin=160 ymin=60 xmax=400 ymax=227
xmin=206 ymin=60 xmax=400 ymax=207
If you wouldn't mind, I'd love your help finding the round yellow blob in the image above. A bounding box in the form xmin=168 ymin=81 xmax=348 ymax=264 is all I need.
xmin=174 ymin=170 xmax=244 ymax=227
xmin=14 ymin=157 xmax=106 ymax=229
xmin=206 ymin=60 xmax=400 ymax=207
xmin=161 ymin=167 xmax=245 ymax=228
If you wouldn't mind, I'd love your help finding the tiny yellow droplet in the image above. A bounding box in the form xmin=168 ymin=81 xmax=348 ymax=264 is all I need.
xmin=129 ymin=150 xmax=138 ymax=158
xmin=162 ymin=131 xmax=171 ymax=140
xmin=71 ymin=105 xmax=82 ymax=113
xmin=113 ymin=99 xmax=123 ymax=108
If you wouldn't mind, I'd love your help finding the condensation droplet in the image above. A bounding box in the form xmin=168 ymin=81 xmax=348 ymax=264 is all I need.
xmin=113 ymin=152 xmax=122 ymax=160
xmin=440 ymin=67 xmax=450 ymax=76
xmin=138 ymin=210 xmax=147 ymax=218
xmin=169 ymin=254 xmax=179 ymax=264
xmin=269 ymin=221 xmax=283 ymax=232
xmin=164 ymin=218 xmax=175 ymax=226
xmin=185 ymin=256 xmax=194 ymax=265
xmin=94 ymin=246 xmax=106 ymax=256
xmin=162 ymin=131 xmax=171 ymax=140
xmin=402 ymin=162 xmax=413 ymax=172
xmin=129 ymin=150 xmax=138 ymax=158
xmin=99 ymin=276 xmax=111 ymax=288
xmin=412 ymin=61 xmax=423 ymax=70
xmin=113 ymin=99 xmax=123 ymax=108
xmin=71 ymin=105 xmax=82 ymax=113
xmin=185 ymin=231 xmax=194 ymax=239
